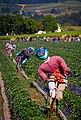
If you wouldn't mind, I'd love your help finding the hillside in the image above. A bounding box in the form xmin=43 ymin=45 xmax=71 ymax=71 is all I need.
xmin=0 ymin=1 xmax=81 ymax=16
xmin=0 ymin=0 xmax=81 ymax=26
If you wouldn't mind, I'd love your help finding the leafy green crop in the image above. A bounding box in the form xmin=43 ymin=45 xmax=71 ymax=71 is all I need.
xmin=0 ymin=39 xmax=81 ymax=120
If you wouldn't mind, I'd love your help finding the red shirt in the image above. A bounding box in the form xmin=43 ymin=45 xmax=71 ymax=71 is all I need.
xmin=38 ymin=56 xmax=70 ymax=81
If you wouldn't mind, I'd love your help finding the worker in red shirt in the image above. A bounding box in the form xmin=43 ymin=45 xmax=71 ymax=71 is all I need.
xmin=36 ymin=47 xmax=70 ymax=101
xmin=57 ymin=35 xmax=61 ymax=41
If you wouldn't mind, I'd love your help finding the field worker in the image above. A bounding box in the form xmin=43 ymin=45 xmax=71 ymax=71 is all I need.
xmin=15 ymin=47 xmax=34 ymax=74
xmin=3 ymin=42 xmax=16 ymax=59
xmin=75 ymin=37 xmax=80 ymax=42
xmin=36 ymin=47 xmax=70 ymax=102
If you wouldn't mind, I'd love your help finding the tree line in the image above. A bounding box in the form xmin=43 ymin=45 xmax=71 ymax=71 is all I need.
xmin=0 ymin=14 xmax=57 ymax=35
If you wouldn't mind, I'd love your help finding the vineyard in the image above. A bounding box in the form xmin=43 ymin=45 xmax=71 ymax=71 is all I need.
xmin=0 ymin=40 xmax=81 ymax=120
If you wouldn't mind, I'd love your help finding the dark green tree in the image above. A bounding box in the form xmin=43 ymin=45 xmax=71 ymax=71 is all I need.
xmin=0 ymin=14 xmax=41 ymax=35
xmin=40 ymin=15 xmax=58 ymax=32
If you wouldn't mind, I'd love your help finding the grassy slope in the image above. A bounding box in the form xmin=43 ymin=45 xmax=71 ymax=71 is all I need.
xmin=0 ymin=1 xmax=81 ymax=16
xmin=22 ymin=1 xmax=81 ymax=15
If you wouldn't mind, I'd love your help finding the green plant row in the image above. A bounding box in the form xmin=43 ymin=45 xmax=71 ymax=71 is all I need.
xmin=1 ymin=39 xmax=81 ymax=120
xmin=0 ymin=30 xmax=81 ymax=40
xmin=0 ymin=49 xmax=45 ymax=120
xmin=19 ymin=40 xmax=81 ymax=86
xmin=21 ymin=40 xmax=81 ymax=120
xmin=7 ymin=39 xmax=81 ymax=86
xmin=61 ymin=89 xmax=81 ymax=120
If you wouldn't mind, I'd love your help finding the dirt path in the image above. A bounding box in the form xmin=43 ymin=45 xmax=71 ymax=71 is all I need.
xmin=28 ymin=86 xmax=45 ymax=106
xmin=0 ymin=89 xmax=4 ymax=120
xmin=0 ymin=72 xmax=11 ymax=120
xmin=27 ymin=85 xmax=60 ymax=120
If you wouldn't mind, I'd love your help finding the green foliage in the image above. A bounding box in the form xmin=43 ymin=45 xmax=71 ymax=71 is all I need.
xmin=0 ymin=14 xmax=58 ymax=35
xmin=40 ymin=15 xmax=58 ymax=32
xmin=1 ymin=40 xmax=81 ymax=120
xmin=0 ymin=30 xmax=80 ymax=41
xmin=0 ymin=14 xmax=40 ymax=35
xmin=0 ymin=45 xmax=45 ymax=120
xmin=13 ymin=40 xmax=81 ymax=119
xmin=61 ymin=89 xmax=81 ymax=120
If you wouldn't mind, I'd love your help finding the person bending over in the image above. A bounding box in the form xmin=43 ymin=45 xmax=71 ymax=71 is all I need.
xmin=16 ymin=47 xmax=34 ymax=74
xmin=36 ymin=47 xmax=70 ymax=102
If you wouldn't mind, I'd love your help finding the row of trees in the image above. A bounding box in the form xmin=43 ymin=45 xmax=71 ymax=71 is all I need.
xmin=0 ymin=14 xmax=58 ymax=35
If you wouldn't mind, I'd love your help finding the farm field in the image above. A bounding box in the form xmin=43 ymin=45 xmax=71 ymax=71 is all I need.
xmin=0 ymin=39 xmax=81 ymax=120
xmin=17 ymin=0 xmax=81 ymax=16
xmin=20 ymin=1 xmax=81 ymax=11
xmin=0 ymin=30 xmax=81 ymax=41
xmin=0 ymin=0 xmax=81 ymax=17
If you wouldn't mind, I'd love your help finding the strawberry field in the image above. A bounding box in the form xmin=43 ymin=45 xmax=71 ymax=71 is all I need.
xmin=0 ymin=39 xmax=81 ymax=120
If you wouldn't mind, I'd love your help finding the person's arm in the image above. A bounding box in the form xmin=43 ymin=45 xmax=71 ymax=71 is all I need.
xmin=22 ymin=58 xmax=28 ymax=64
xmin=57 ymin=56 xmax=70 ymax=76
xmin=38 ymin=66 xmax=48 ymax=82
xmin=16 ymin=51 xmax=22 ymax=56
